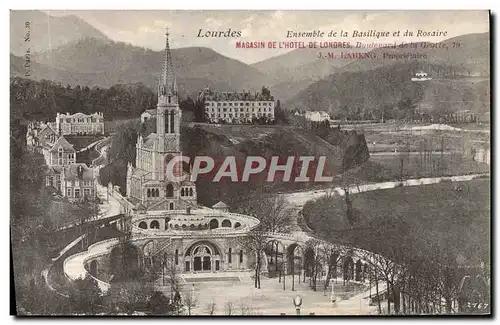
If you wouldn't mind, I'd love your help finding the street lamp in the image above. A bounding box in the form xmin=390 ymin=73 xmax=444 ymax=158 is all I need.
xmin=293 ymin=295 xmax=303 ymax=315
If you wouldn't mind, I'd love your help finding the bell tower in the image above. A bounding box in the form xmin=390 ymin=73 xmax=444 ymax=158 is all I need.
xmin=157 ymin=28 xmax=181 ymax=153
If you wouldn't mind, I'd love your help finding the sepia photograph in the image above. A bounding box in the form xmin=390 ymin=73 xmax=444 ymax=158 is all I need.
xmin=9 ymin=9 xmax=491 ymax=316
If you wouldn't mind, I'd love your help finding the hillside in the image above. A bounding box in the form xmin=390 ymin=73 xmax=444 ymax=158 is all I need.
xmin=10 ymin=10 xmax=110 ymax=56
xmin=253 ymin=47 xmax=367 ymax=101
xmin=284 ymin=60 xmax=490 ymax=119
xmin=339 ymin=33 xmax=490 ymax=77
xmin=101 ymin=121 xmax=370 ymax=206
xmin=253 ymin=33 xmax=489 ymax=102
xmin=23 ymin=37 xmax=270 ymax=97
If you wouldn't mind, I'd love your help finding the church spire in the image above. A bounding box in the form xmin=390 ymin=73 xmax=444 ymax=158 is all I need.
xmin=159 ymin=28 xmax=177 ymax=95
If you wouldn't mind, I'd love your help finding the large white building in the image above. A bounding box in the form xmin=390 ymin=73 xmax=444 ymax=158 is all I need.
xmin=56 ymin=112 xmax=105 ymax=135
xmin=305 ymin=111 xmax=330 ymax=122
xmin=200 ymin=87 xmax=275 ymax=124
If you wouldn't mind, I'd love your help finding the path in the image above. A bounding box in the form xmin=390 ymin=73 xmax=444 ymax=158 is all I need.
xmin=283 ymin=172 xmax=488 ymax=208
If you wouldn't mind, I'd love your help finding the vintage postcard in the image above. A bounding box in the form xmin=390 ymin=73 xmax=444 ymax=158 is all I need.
xmin=10 ymin=10 xmax=490 ymax=316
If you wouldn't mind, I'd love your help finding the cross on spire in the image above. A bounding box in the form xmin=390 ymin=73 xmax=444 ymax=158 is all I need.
xmin=159 ymin=27 xmax=177 ymax=95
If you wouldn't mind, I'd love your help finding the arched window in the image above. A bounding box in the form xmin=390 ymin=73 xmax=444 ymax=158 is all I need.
xmin=189 ymin=188 xmax=193 ymax=196
xmin=165 ymin=111 xmax=170 ymax=133
xmin=181 ymin=188 xmax=185 ymax=196
xmin=228 ymin=248 xmax=232 ymax=263
xmin=165 ymin=218 xmax=170 ymax=230
xmin=155 ymin=188 xmax=159 ymax=197
xmin=150 ymin=220 xmax=160 ymax=229
xmin=209 ymin=219 xmax=218 ymax=229
xmin=170 ymin=111 xmax=175 ymax=133
xmin=222 ymin=219 xmax=231 ymax=228
xmin=166 ymin=184 xmax=174 ymax=197
xmin=147 ymin=189 xmax=151 ymax=197
xmin=234 ymin=222 xmax=241 ymax=228
xmin=168 ymin=96 xmax=171 ymax=104
xmin=138 ymin=221 xmax=147 ymax=229
xmin=175 ymin=249 xmax=179 ymax=265
xmin=239 ymin=250 xmax=243 ymax=263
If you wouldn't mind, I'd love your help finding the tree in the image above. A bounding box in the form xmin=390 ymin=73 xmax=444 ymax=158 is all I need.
xmin=237 ymin=229 xmax=268 ymax=289
xmin=304 ymin=239 xmax=323 ymax=291
xmin=183 ymin=287 xmax=198 ymax=315
xmin=147 ymin=291 xmax=173 ymax=315
xmin=68 ymin=275 xmax=103 ymax=314
xmin=104 ymin=280 xmax=154 ymax=315
xmin=224 ymin=301 xmax=234 ymax=315
xmin=238 ymin=194 xmax=292 ymax=234
xmin=205 ymin=301 xmax=216 ymax=315
xmin=75 ymin=196 xmax=101 ymax=247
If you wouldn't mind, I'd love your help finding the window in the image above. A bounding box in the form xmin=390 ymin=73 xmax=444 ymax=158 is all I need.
xmin=228 ymin=248 xmax=232 ymax=263
xmin=84 ymin=188 xmax=90 ymax=197
xmin=240 ymin=103 xmax=244 ymax=106
xmin=175 ymin=249 xmax=179 ymax=265
xmin=181 ymin=188 xmax=185 ymax=196
xmin=189 ymin=188 xmax=193 ymax=196
xmin=239 ymin=250 xmax=243 ymax=263
xmin=166 ymin=184 xmax=174 ymax=197
xmin=67 ymin=188 xmax=72 ymax=197
xmin=75 ymin=189 xmax=80 ymax=198
xmin=147 ymin=189 xmax=151 ymax=197
xmin=169 ymin=202 xmax=174 ymax=210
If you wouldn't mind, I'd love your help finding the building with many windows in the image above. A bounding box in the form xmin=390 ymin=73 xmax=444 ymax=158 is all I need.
xmin=61 ymin=163 xmax=96 ymax=200
xmin=56 ymin=112 xmax=105 ymax=135
xmin=40 ymin=133 xmax=96 ymax=199
xmin=200 ymin=87 xmax=275 ymax=123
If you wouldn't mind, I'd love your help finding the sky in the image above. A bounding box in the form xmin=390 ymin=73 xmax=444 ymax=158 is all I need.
xmin=45 ymin=10 xmax=490 ymax=64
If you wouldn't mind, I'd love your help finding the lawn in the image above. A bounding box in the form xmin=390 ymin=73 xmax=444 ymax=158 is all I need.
xmin=303 ymin=178 xmax=491 ymax=266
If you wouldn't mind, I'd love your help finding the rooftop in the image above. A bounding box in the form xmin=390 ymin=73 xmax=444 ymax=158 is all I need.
xmin=63 ymin=163 xmax=94 ymax=181
xmin=201 ymin=88 xmax=274 ymax=102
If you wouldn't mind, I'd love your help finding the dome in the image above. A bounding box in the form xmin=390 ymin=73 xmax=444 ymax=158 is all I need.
xmin=168 ymin=214 xmax=210 ymax=230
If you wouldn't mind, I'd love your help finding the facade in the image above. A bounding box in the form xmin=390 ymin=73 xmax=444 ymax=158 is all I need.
xmin=44 ymin=163 xmax=96 ymax=199
xmin=305 ymin=111 xmax=330 ymax=122
xmin=61 ymin=163 xmax=96 ymax=200
xmin=42 ymin=136 xmax=76 ymax=167
xmin=56 ymin=112 xmax=105 ymax=135
xmin=40 ymin=134 xmax=96 ymax=199
xmin=127 ymin=32 xmax=196 ymax=211
xmin=200 ymin=87 xmax=275 ymax=123
xmin=26 ymin=122 xmax=58 ymax=152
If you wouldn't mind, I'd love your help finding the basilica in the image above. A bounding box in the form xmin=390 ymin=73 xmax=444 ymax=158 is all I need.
xmin=126 ymin=31 xmax=196 ymax=211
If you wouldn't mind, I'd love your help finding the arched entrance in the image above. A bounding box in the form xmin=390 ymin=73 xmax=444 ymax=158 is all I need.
xmin=184 ymin=241 xmax=222 ymax=272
